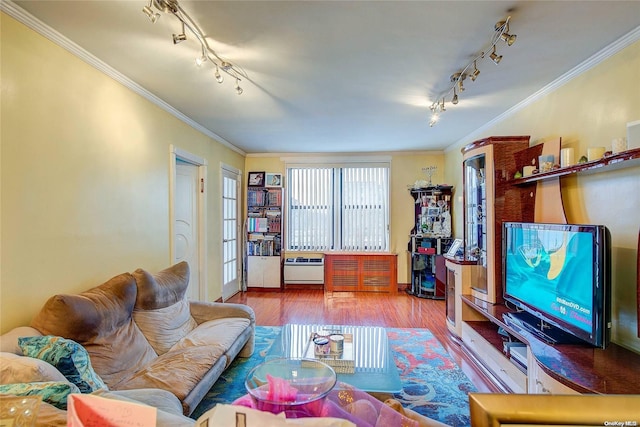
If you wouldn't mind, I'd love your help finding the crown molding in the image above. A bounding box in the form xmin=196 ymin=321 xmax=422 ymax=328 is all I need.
xmin=449 ymin=24 xmax=640 ymax=152
xmin=1 ymin=0 xmax=245 ymax=156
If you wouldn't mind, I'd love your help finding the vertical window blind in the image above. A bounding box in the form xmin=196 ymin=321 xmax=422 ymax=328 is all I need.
xmin=286 ymin=164 xmax=389 ymax=251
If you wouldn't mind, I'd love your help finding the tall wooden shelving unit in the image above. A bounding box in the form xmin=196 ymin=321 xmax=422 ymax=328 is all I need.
xmin=246 ymin=186 xmax=282 ymax=289
xmin=407 ymin=186 xmax=454 ymax=299
xmin=461 ymin=135 xmax=533 ymax=304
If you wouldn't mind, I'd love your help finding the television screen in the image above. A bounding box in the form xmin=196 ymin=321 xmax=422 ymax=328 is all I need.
xmin=503 ymin=222 xmax=610 ymax=348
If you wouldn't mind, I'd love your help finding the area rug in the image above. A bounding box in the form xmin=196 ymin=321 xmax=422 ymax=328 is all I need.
xmin=191 ymin=326 xmax=476 ymax=426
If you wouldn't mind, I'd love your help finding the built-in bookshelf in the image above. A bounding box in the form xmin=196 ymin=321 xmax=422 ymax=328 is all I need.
xmin=246 ymin=187 xmax=282 ymax=288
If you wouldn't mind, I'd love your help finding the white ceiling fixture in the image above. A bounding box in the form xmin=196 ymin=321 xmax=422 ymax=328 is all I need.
xmin=140 ymin=0 xmax=248 ymax=95
xmin=428 ymin=17 xmax=516 ymax=127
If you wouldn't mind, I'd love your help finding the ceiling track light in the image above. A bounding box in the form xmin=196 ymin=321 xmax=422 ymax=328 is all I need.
xmin=214 ymin=65 xmax=224 ymax=83
xmin=172 ymin=22 xmax=187 ymax=44
xmin=142 ymin=1 xmax=160 ymax=23
xmin=195 ymin=46 xmax=208 ymax=67
xmin=489 ymin=45 xmax=502 ymax=64
xmin=470 ymin=60 xmax=480 ymax=81
xmin=140 ymin=0 xmax=248 ymax=94
xmin=427 ymin=16 xmax=516 ymax=126
xmin=496 ymin=20 xmax=517 ymax=46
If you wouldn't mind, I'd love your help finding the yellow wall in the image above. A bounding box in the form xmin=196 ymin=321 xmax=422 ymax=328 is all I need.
xmin=3 ymin=10 xmax=638 ymax=353
xmin=444 ymin=40 xmax=640 ymax=352
xmin=244 ymin=152 xmax=446 ymax=283
xmin=1 ymin=13 xmax=244 ymax=332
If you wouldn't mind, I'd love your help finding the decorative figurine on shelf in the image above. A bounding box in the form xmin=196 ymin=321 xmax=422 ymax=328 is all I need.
xmin=441 ymin=205 xmax=452 ymax=237
xmin=421 ymin=166 xmax=437 ymax=187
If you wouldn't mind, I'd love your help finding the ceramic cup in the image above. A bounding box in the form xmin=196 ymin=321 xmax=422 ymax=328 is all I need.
xmin=329 ymin=334 xmax=344 ymax=353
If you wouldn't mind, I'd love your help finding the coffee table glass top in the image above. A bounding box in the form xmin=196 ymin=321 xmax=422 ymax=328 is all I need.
xmin=266 ymin=324 xmax=402 ymax=393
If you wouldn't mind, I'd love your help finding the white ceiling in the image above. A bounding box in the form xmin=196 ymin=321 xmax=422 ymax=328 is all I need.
xmin=6 ymin=1 xmax=640 ymax=154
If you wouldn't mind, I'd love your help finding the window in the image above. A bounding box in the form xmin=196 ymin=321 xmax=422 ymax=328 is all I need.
xmin=286 ymin=163 xmax=389 ymax=251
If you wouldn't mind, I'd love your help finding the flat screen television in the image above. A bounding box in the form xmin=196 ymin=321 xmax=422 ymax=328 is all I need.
xmin=502 ymin=222 xmax=611 ymax=348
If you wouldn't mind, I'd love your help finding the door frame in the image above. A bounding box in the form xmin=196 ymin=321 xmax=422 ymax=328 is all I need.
xmin=220 ymin=163 xmax=242 ymax=301
xmin=169 ymin=145 xmax=207 ymax=301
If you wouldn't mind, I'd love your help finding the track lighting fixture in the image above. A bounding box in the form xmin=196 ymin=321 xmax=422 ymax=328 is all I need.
xmin=195 ymin=47 xmax=207 ymax=67
xmin=489 ymin=45 xmax=502 ymax=64
xmin=497 ymin=20 xmax=517 ymax=46
xmin=470 ymin=61 xmax=480 ymax=81
xmin=140 ymin=0 xmax=248 ymax=94
xmin=427 ymin=16 xmax=516 ymax=126
xmin=215 ymin=65 xmax=224 ymax=83
xmin=172 ymin=22 xmax=187 ymax=44
xmin=142 ymin=1 xmax=160 ymax=23
xmin=173 ymin=33 xmax=187 ymax=44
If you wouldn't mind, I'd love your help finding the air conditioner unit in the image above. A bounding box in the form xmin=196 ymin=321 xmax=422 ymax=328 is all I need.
xmin=284 ymin=257 xmax=324 ymax=285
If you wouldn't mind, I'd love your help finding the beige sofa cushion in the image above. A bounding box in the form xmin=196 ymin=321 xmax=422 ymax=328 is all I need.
xmin=172 ymin=318 xmax=251 ymax=356
xmin=30 ymin=272 xmax=157 ymax=389
xmin=132 ymin=262 xmax=198 ymax=355
xmin=0 ymin=352 xmax=68 ymax=384
xmin=119 ymin=345 xmax=226 ymax=402
xmin=133 ymin=300 xmax=197 ymax=356
xmin=133 ymin=261 xmax=191 ymax=310
xmin=0 ymin=327 xmax=43 ymax=354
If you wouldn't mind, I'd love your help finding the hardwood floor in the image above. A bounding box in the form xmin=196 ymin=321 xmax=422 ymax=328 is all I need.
xmin=226 ymin=289 xmax=497 ymax=393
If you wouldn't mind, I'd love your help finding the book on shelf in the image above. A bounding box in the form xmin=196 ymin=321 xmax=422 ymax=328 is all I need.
xmin=248 ymin=188 xmax=282 ymax=207
xmin=247 ymin=238 xmax=281 ymax=256
xmin=247 ymin=217 xmax=268 ymax=233
xmin=302 ymin=333 xmax=355 ymax=374
xmin=248 ymin=233 xmax=264 ymax=241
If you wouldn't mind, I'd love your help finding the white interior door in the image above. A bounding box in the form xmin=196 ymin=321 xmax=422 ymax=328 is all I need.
xmin=222 ymin=165 xmax=241 ymax=300
xmin=170 ymin=145 xmax=207 ymax=302
xmin=175 ymin=160 xmax=200 ymax=301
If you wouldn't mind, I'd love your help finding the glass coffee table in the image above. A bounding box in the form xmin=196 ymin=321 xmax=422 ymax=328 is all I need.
xmin=266 ymin=324 xmax=402 ymax=393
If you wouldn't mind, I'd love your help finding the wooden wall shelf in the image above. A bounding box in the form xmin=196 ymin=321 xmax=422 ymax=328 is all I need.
xmin=511 ymin=147 xmax=640 ymax=186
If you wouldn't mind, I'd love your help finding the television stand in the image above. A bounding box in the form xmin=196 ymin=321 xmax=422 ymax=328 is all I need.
xmin=503 ymin=311 xmax=585 ymax=346
xmin=459 ymin=294 xmax=640 ymax=395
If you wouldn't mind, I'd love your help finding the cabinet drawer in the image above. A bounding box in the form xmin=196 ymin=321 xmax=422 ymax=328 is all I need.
xmin=462 ymin=322 xmax=527 ymax=393
xmin=528 ymin=357 xmax=578 ymax=395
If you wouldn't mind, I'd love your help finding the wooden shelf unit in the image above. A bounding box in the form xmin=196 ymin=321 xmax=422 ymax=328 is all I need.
xmin=452 ymin=138 xmax=640 ymax=395
xmin=246 ymin=186 xmax=283 ymax=289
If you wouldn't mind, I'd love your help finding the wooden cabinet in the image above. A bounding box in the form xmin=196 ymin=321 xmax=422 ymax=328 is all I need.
xmin=527 ymin=352 xmax=578 ymax=395
xmin=445 ymin=258 xmax=478 ymax=338
xmin=324 ymin=253 xmax=397 ymax=292
xmin=461 ymin=136 xmax=533 ymax=304
xmin=247 ymin=256 xmax=281 ymax=289
xmin=462 ymin=321 xmax=527 ymax=393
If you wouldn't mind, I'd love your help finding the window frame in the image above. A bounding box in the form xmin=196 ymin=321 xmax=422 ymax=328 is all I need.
xmin=285 ymin=159 xmax=390 ymax=252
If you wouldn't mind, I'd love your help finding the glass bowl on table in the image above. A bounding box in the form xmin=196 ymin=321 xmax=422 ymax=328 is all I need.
xmin=244 ymin=357 xmax=337 ymax=418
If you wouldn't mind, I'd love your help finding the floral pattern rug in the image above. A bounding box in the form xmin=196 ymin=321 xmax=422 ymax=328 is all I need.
xmin=191 ymin=326 xmax=476 ymax=426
